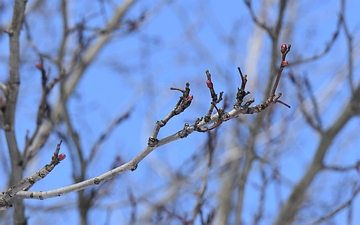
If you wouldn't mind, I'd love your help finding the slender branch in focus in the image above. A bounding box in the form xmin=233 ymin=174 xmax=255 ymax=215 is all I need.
xmin=0 ymin=141 xmax=64 ymax=210
xmin=5 ymin=44 xmax=291 ymax=203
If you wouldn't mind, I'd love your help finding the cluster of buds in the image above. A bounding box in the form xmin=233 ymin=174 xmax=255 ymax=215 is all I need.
xmin=148 ymin=44 xmax=291 ymax=147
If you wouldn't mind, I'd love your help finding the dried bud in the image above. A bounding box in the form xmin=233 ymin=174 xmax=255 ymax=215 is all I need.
xmin=187 ymin=95 xmax=193 ymax=101
xmin=206 ymin=80 xmax=213 ymax=88
xmin=280 ymin=44 xmax=287 ymax=53
xmin=281 ymin=60 xmax=288 ymax=67
xmin=58 ymin=153 xmax=66 ymax=161
xmin=35 ymin=62 xmax=43 ymax=70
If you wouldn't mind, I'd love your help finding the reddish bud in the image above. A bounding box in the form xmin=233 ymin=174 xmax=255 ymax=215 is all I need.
xmin=280 ymin=44 xmax=287 ymax=53
xmin=206 ymin=80 xmax=213 ymax=88
xmin=187 ymin=95 xmax=193 ymax=101
xmin=58 ymin=153 xmax=66 ymax=161
xmin=355 ymin=161 xmax=360 ymax=174
xmin=35 ymin=62 xmax=43 ymax=70
xmin=281 ymin=60 xmax=288 ymax=67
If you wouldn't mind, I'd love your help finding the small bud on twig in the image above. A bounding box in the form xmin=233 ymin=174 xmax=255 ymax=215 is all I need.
xmin=35 ymin=62 xmax=43 ymax=70
xmin=281 ymin=60 xmax=288 ymax=67
xmin=58 ymin=153 xmax=66 ymax=161
xmin=280 ymin=44 xmax=287 ymax=53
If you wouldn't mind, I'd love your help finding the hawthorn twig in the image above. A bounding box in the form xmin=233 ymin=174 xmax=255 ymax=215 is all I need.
xmin=148 ymin=83 xmax=193 ymax=147
xmin=234 ymin=67 xmax=250 ymax=108
xmin=0 ymin=141 xmax=64 ymax=209
xmin=270 ymin=44 xmax=291 ymax=100
xmin=197 ymin=104 xmax=224 ymax=132
xmin=5 ymin=44 xmax=292 ymax=206
xmin=204 ymin=70 xmax=224 ymax=123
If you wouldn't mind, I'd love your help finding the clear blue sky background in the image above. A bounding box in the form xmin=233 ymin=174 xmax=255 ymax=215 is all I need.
xmin=1 ymin=0 xmax=360 ymax=224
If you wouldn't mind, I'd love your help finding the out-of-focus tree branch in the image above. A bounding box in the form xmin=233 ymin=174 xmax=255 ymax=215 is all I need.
xmin=4 ymin=0 xmax=27 ymax=224
xmin=311 ymin=185 xmax=360 ymax=225
xmin=274 ymin=6 xmax=359 ymax=221
xmin=26 ymin=0 xmax=137 ymax=158
xmin=274 ymin=82 xmax=360 ymax=225
xmin=216 ymin=1 xmax=289 ymax=224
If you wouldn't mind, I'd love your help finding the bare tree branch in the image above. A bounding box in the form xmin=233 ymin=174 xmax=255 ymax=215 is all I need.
xmin=11 ymin=51 xmax=291 ymax=202
xmin=4 ymin=0 xmax=27 ymax=224
xmin=311 ymin=185 xmax=360 ymax=225
xmin=26 ymin=0 xmax=137 ymax=159
xmin=0 ymin=141 xmax=64 ymax=210
xmin=274 ymin=82 xmax=360 ymax=225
